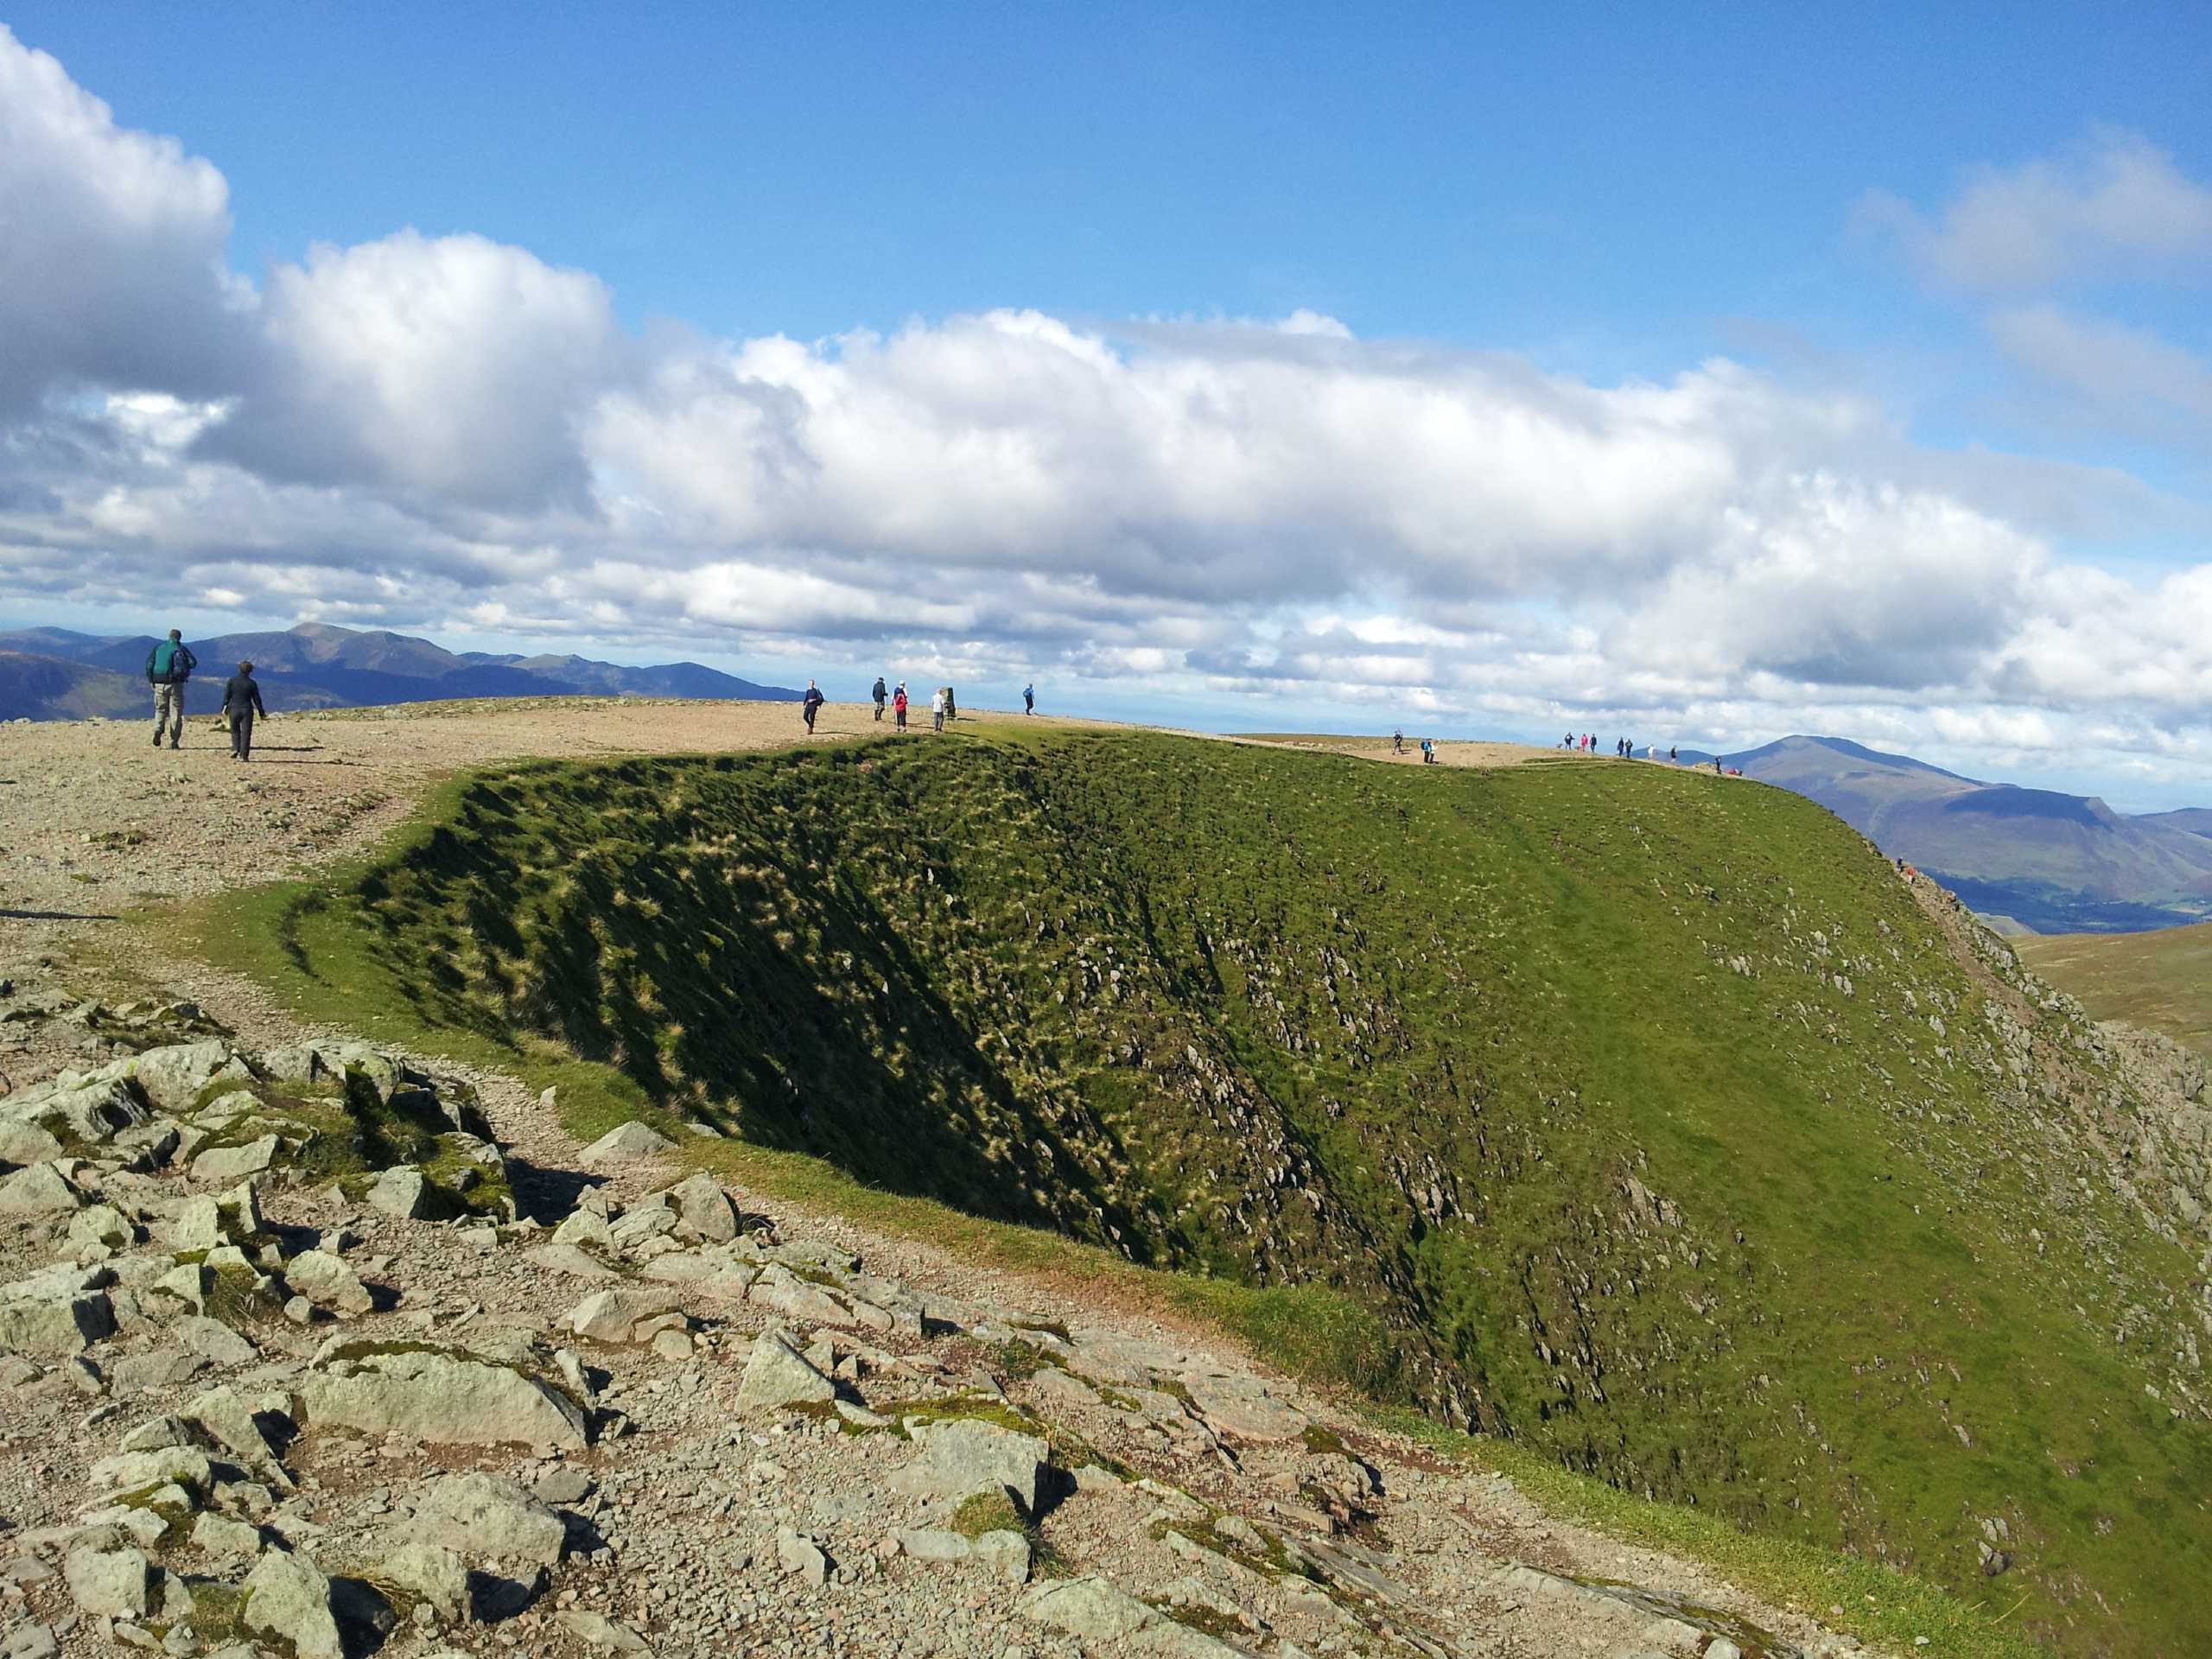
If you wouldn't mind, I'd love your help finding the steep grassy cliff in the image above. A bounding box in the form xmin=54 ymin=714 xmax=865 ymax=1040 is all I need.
xmin=236 ymin=729 xmax=2212 ymax=1652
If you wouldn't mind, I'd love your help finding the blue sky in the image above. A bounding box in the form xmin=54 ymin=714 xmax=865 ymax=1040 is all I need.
xmin=3 ymin=3 xmax=2212 ymax=804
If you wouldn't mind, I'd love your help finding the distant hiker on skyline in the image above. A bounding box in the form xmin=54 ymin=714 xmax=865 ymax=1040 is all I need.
xmin=1669 ymin=745 xmax=1677 ymax=762
xmin=802 ymin=679 xmax=825 ymax=734
xmin=1394 ymin=729 xmax=1405 ymax=755
xmin=1562 ymin=733 xmax=1573 ymax=749
xmin=145 ymin=627 xmax=196 ymax=749
xmin=221 ymin=661 xmax=268 ymax=762
xmin=1713 ymin=756 xmax=1723 ymax=774
xmin=893 ymin=683 xmax=909 ymax=731
xmin=930 ymin=686 xmax=946 ymax=732
xmin=1023 ymin=683 xmax=1035 ymax=715
xmin=873 ymin=676 xmax=887 ymax=721
xmin=1421 ymin=737 xmax=1435 ymax=764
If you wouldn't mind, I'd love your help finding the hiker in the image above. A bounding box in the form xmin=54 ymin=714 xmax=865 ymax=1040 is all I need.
xmin=873 ymin=676 xmax=887 ymax=721
xmin=1023 ymin=683 xmax=1035 ymax=715
xmin=1562 ymin=733 xmax=1573 ymax=750
xmin=1393 ymin=729 xmax=1405 ymax=755
xmin=1713 ymin=756 xmax=1723 ymax=774
xmin=221 ymin=661 xmax=268 ymax=762
xmin=1421 ymin=737 xmax=1435 ymax=764
xmin=893 ymin=683 xmax=909 ymax=731
xmin=1669 ymin=745 xmax=1677 ymax=763
xmin=930 ymin=686 xmax=946 ymax=732
xmin=145 ymin=627 xmax=197 ymax=749
xmin=802 ymin=679 xmax=825 ymax=734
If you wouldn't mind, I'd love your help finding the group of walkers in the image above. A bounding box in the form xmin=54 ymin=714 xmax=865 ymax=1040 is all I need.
xmin=1561 ymin=732 xmax=1694 ymax=766
xmin=143 ymin=628 xmax=268 ymax=761
xmin=1390 ymin=729 xmax=1439 ymax=763
xmin=803 ymin=677 xmax=1041 ymax=735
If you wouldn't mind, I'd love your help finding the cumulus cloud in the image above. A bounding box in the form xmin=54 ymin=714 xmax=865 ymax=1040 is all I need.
xmin=1861 ymin=128 xmax=2212 ymax=291
xmin=0 ymin=24 xmax=249 ymax=415
xmin=203 ymin=230 xmax=625 ymax=510
xmin=4 ymin=32 xmax=2212 ymax=792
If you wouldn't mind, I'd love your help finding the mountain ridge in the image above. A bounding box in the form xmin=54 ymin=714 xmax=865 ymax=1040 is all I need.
xmin=0 ymin=620 xmax=802 ymax=720
xmin=1675 ymin=734 xmax=2212 ymax=933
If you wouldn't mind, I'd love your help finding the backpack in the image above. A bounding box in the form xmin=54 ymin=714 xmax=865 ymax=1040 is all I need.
xmin=148 ymin=639 xmax=193 ymax=683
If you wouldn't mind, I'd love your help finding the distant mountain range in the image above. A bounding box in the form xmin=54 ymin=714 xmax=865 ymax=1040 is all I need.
xmin=1679 ymin=734 xmax=2212 ymax=934
xmin=0 ymin=622 xmax=802 ymax=721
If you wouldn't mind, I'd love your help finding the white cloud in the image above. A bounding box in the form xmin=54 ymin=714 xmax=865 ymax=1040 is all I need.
xmin=0 ymin=24 xmax=249 ymax=415
xmin=204 ymin=230 xmax=625 ymax=510
xmin=1861 ymin=128 xmax=2212 ymax=291
xmin=4 ymin=34 xmax=2212 ymax=795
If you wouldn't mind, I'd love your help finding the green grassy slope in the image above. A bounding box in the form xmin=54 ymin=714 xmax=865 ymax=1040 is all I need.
xmin=2018 ymin=922 xmax=2212 ymax=1058
xmin=206 ymin=729 xmax=2212 ymax=1653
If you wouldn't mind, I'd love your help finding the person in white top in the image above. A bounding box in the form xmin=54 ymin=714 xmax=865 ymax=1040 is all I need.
xmin=930 ymin=687 xmax=946 ymax=733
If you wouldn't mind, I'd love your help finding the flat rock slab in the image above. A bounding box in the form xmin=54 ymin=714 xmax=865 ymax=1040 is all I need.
xmin=299 ymin=1344 xmax=588 ymax=1449
xmin=1180 ymin=1371 xmax=1309 ymax=1442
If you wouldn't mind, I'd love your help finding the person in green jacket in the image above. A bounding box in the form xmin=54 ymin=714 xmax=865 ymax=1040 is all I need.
xmin=145 ymin=629 xmax=196 ymax=749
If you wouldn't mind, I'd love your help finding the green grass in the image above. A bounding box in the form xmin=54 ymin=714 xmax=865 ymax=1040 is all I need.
xmin=2018 ymin=921 xmax=2212 ymax=1058
xmin=178 ymin=728 xmax=2212 ymax=1655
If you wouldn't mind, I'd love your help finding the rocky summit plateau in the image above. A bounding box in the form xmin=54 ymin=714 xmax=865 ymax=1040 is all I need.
xmin=0 ymin=1004 xmax=1847 ymax=1659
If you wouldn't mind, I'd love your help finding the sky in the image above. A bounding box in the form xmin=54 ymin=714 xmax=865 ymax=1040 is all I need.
xmin=3 ymin=4 xmax=2211 ymax=807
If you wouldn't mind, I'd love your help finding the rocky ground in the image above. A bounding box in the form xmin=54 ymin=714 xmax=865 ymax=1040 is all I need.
xmin=1 ymin=703 xmax=1873 ymax=1659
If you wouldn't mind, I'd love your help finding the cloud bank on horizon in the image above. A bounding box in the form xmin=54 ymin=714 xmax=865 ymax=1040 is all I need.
xmin=3 ymin=27 xmax=2210 ymax=798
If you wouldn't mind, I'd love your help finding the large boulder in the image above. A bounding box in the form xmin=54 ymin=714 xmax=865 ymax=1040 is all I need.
xmin=298 ymin=1343 xmax=588 ymax=1450
xmin=0 ymin=1162 xmax=86 ymax=1216
xmin=108 ymin=1041 xmax=247 ymax=1112
xmin=415 ymin=1471 xmax=567 ymax=1567
xmin=658 ymin=1172 xmax=738 ymax=1243
xmin=372 ymin=1540 xmax=470 ymax=1624
xmin=0 ymin=1291 xmax=114 ymax=1357
xmin=565 ymin=1287 xmax=681 ymax=1344
xmin=0 ymin=1120 xmax=64 ymax=1165
xmin=579 ymin=1122 xmax=674 ymax=1167
xmin=283 ymin=1249 xmax=373 ymax=1317
xmin=62 ymin=1541 xmax=151 ymax=1618
xmin=241 ymin=1548 xmax=345 ymax=1659
xmin=365 ymin=1164 xmax=433 ymax=1220
xmin=736 ymin=1332 xmax=836 ymax=1410
xmin=890 ymin=1418 xmax=1049 ymax=1513
xmin=191 ymin=1135 xmax=280 ymax=1185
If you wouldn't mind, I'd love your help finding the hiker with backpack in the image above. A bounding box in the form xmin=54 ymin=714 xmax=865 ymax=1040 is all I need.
xmin=802 ymin=679 xmax=826 ymax=734
xmin=222 ymin=661 xmax=269 ymax=762
xmin=893 ymin=683 xmax=909 ymax=731
xmin=873 ymin=676 xmax=887 ymax=721
xmin=1023 ymin=683 xmax=1035 ymax=715
xmin=145 ymin=628 xmax=196 ymax=749
xmin=930 ymin=687 xmax=946 ymax=732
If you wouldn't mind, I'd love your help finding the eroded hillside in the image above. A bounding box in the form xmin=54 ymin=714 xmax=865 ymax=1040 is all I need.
xmin=238 ymin=730 xmax=2212 ymax=1653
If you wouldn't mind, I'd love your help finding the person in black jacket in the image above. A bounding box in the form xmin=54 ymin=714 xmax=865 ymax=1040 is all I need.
xmin=145 ymin=628 xmax=197 ymax=748
xmin=802 ymin=679 xmax=826 ymax=734
xmin=222 ymin=661 xmax=269 ymax=761
xmin=872 ymin=677 xmax=887 ymax=721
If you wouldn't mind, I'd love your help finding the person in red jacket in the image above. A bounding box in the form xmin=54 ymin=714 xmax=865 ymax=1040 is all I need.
xmin=892 ymin=683 xmax=908 ymax=732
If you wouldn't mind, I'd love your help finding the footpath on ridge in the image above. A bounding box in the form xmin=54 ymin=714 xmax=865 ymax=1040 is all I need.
xmin=0 ymin=702 xmax=1917 ymax=1658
